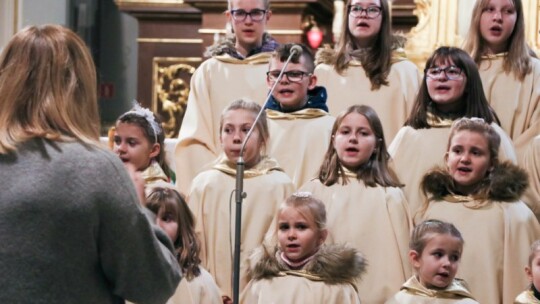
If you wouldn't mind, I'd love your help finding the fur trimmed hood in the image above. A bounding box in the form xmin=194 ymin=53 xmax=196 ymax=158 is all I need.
xmin=248 ymin=244 xmax=367 ymax=285
xmin=421 ymin=161 xmax=529 ymax=202
xmin=315 ymin=34 xmax=407 ymax=65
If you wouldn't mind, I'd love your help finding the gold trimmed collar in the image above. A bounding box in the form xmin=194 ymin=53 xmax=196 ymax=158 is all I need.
xmin=480 ymin=52 xmax=508 ymax=60
xmin=402 ymin=276 xmax=476 ymax=300
xmin=515 ymin=290 xmax=540 ymax=303
xmin=142 ymin=161 xmax=169 ymax=184
xmin=214 ymin=52 xmax=272 ymax=65
xmin=266 ymin=108 xmax=329 ymax=120
xmin=212 ymin=154 xmax=283 ymax=178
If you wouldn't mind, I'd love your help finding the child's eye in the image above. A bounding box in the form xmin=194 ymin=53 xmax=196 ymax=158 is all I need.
xmin=483 ymin=6 xmax=495 ymax=13
xmin=504 ymin=8 xmax=515 ymax=14
xmin=223 ymin=127 xmax=232 ymax=134
xmin=295 ymin=223 xmax=308 ymax=230
xmin=432 ymin=251 xmax=443 ymax=258
xmin=278 ymin=223 xmax=290 ymax=231
xmin=450 ymin=254 xmax=460 ymax=262
xmin=128 ymin=139 xmax=138 ymax=146
xmin=113 ymin=137 xmax=121 ymax=145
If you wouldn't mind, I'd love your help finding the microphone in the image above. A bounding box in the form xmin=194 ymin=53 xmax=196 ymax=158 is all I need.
xmin=290 ymin=44 xmax=303 ymax=57
xmin=231 ymin=44 xmax=302 ymax=304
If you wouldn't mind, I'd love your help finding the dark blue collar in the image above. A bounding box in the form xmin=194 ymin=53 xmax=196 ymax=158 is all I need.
xmin=265 ymin=86 xmax=329 ymax=113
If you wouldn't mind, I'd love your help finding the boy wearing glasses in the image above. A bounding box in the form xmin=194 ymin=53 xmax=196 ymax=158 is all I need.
xmin=265 ymin=44 xmax=335 ymax=188
xmin=175 ymin=0 xmax=279 ymax=194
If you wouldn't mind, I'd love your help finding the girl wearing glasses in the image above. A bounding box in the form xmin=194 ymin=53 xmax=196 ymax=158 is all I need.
xmin=175 ymin=0 xmax=278 ymax=195
xmin=315 ymin=0 xmax=421 ymax=142
xmin=463 ymin=0 xmax=540 ymax=165
xmin=416 ymin=118 xmax=540 ymax=304
xmin=388 ymin=47 xmax=516 ymax=218
xmin=300 ymin=105 xmax=411 ymax=304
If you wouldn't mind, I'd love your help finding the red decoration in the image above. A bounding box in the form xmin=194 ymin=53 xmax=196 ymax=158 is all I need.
xmin=307 ymin=26 xmax=323 ymax=49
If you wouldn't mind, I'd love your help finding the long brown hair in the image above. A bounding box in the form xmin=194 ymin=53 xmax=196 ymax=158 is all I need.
xmin=318 ymin=105 xmax=402 ymax=187
xmin=333 ymin=0 xmax=394 ymax=90
xmin=0 ymin=25 xmax=99 ymax=154
xmin=146 ymin=187 xmax=202 ymax=280
xmin=405 ymin=47 xmax=499 ymax=129
xmin=463 ymin=0 xmax=532 ymax=80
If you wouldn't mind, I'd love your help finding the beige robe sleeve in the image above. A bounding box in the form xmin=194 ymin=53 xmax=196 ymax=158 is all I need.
xmin=523 ymin=135 xmax=540 ymax=220
xmin=187 ymin=169 xmax=294 ymax=298
xmin=241 ymin=276 xmax=361 ymax=304
xmin=167 ymin=267 xmax=222 ymax=304
xmin=421 ymin=200 xmax=540 ymax=304
xmin=314 ymin=60 xmax=421 ymax=141
xmin=175 ymin=57 xmax=271 ymax=194
xmin=479 ymin=56 xmax=540 ymax=161
xmin=300 ymin=180 xmax=412 ymax=304
xmin=267 ymin=115 xmax=335 ymax=189
xmin=389 ymin=125 xmax=517 ymax=217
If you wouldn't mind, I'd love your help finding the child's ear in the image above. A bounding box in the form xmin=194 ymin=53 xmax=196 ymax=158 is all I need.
xmin=319 ymin=229 xmax=328 ymax=245
xmin=149 ymin=143 xmax=161 ymax=159
xmin=409 ymin=250 xmax=421 ymax=268
xmin=526 ymin=266 xmax=533 ymax=282
xmin=308 ymin=74 xmax=317 ymax=90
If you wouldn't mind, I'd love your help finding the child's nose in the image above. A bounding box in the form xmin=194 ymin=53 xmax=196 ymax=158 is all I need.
xmin=233 ymin=132 xmax=242 ymax=143
xmin=492 ymin=11 xmax=502 ymax=21
xmin=287 ymin=229 xmax=297 ymax=239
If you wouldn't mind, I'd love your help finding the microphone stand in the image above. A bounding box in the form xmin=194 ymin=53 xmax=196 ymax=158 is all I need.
xmin=232 ymin=47 xmax=300 ymax=304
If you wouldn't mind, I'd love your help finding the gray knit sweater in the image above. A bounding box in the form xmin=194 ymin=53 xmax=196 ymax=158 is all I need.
xmin=0 ymin=138 xmax=181 ymax=304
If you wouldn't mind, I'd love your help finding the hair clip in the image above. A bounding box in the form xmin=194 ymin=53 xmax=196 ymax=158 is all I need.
xmin=292 ymin=191 xmax=313 ymax=198
xmin=126 ymin=100 xmax=161 ymax=143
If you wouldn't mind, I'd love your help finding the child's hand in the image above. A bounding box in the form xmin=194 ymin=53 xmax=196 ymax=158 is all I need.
xmin=125 ymin=163 xmax=146 ymax=206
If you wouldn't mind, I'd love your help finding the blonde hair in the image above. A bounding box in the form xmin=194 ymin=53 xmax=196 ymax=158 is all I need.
xmin=447 ymin=117 xmax=501 ymax=168
xmin=410 ymin=219 xmax=464 ymax=255
xmin=463 ymin=0 xmax=532 ymax=80
xmin=219 ymin=99 xmax=269 ymax=155
xmin=278 ymin=192 xmax=327 ymax=232
xmin=0 ymin=25 xmax=99 ymax=154
xmin=529 ymin=240 xmax=540 ymax=266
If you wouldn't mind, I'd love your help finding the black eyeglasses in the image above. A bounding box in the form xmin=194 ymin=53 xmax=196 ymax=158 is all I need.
xmin=229 ymin=9 xmax=267 ymax=21
xmin=348 ymin=5 xmax=382 ymax=18
xmin=266 ymin=70 xmax=312 ymax=83
xmin=425 ymin=66 xmax=463 ymax=80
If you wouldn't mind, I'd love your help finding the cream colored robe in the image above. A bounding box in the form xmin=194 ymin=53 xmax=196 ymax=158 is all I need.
xmin=385 ymin=276 xmax=479 ymax=304
xmin=314 ymin=60 xmax=421 ymax=142
xmin=166 ymin=268 xmax=221 ymax=304
xmin=266 ymin=109 xmax=335 ymax=189
xmin=523 ymin=135 xmax=540 ymax=221
xmin=420 ymin=200 xmax=540 ymax=304
xmin=142 ymin=161 xmax=173 ymax=196
xmin=175 ymin=53 xmax=272 ymax=194
xmin=478 ymin=55 xmax=540 ymax=161
xmin=388 ymin=124 xmax=517 ymax=217
xmin=187 ymin=156 xmax=294 ymax=298
xmin=514 ymin=289 xmax=540 ymax=304
xmin=300 ymin=178 xmax=412 ymax=304
xmin=241 ymin=245 xmax=365 ymax=304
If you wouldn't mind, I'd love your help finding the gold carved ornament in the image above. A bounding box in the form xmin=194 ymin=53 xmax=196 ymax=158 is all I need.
xmin=155 ymin=63 xmax=196 ymax=138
